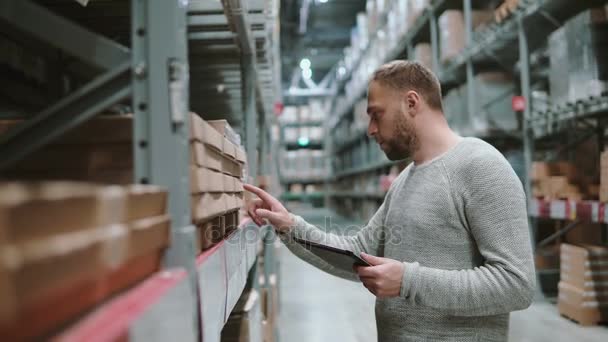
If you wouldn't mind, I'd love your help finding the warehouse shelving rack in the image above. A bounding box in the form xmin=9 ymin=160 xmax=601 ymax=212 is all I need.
xmin=0 ymin=0 xmax=280 ymax=341
xmin=325 ymin=0 xmax=608 ymax=222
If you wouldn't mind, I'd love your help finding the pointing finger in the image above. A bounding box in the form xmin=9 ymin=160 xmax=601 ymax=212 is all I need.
xmin=243 ymin=184 xmax=281 ymax=207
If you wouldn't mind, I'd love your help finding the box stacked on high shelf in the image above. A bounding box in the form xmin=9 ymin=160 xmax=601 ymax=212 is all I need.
xmin=190 ymin=113 xmax=246 ymax=251
xmin=549 ymin=6 xmax=608 ymax=109
xmin=0 ymin=116 xmax=134 ymax=183
xmin=558 ymin=244 xmax=608 ymax=325
xmin=530 ymin=162 xmax=599 ymax=201
xmin=0 ymin=182 xmax=169 ymax=340
xmin=600 ymin=151 xmax=608 ymax=203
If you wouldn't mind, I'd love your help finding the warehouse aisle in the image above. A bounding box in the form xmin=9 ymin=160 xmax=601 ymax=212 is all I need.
xmin=277 ymin=209 xmax=608 ymax=342
xmin=278 ymin=208 xmax=377 ymax=342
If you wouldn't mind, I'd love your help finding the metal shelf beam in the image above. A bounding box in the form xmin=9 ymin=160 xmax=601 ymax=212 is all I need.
xmin=0 ymin=0 xmax=130 ymax=71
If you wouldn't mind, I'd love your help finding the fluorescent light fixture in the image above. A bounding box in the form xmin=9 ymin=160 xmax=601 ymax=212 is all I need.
xmin=319 ymin=0 xmax=329 ymax=3
xmin=338 ymin=66 xmax=346 ymax=76
xmin=298 ymin=136 xmax=310 ymax=146
xmin=299 ymin=58 xmax=311 ymax=70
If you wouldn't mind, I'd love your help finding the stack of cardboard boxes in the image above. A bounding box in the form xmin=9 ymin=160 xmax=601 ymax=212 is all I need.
xmin=0 ymin=116 xmax=134 ymax=183
xmin=530 ymin=161 xmax=599 ymax=201
xmin=0 ymin=182 xmax=169 ymax=340
xmin=559 ymin=243 xmax=608 ymax=325
xmin=190 ymin=113 xmax=246 ymax=251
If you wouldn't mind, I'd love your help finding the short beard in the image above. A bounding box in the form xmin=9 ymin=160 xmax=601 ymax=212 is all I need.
xmin=384 ymin=113 xmax=418 ymax=161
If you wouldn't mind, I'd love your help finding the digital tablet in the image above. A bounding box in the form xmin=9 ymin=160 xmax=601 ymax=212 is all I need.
xmin=292 ymin=237 xmax=371 ymax=269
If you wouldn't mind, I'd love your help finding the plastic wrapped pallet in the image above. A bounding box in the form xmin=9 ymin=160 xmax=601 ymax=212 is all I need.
xmin=473 ymin=72 xmax=518 ymax=133
xmin=439 ymin=10 xmax=465 ymax=63
xmin=549 ymin=7 xmax=608 ymax=108
xmin=414 ymin=43 xmax=432 ymax=70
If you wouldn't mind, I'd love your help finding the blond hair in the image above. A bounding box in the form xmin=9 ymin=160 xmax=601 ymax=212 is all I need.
xmin=371 ymin=60 xmax=443 ymax=111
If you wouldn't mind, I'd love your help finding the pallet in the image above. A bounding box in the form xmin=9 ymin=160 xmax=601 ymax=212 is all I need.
xmin=196 ymin=210 xmax=240 ymax=252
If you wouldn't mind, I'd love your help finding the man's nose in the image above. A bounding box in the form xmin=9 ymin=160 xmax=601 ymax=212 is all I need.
xmin=367 ymin=120 xmax=377 ymax=137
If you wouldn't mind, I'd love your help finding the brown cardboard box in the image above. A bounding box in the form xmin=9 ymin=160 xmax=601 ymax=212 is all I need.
xmin=439 ymin=10 xmax=465 ymax=63
xmin=0 ymin=116 xmax=133 ymax=144
xmin=558 ymin=281 xmax=608 ymax=325
xmin=191 ymin=193 xmax=227 ymax=222
xmin=235 ymin=178 xmax=244 ymax=193
xmin=560 ymin=244 xmax=608 ymax=289
xmin=8 ymin=144 xmax=132 ymax=172
xmin=223 ymin=174 xmax=236 ymax=193
xmin=223 ymin=158 xmax=243 ymax=178
xmin=535 ymin=245 xmax=560 ymax=270
xmin=0 ymin=169 xmax=134 ymax=185
xmin=0 ymin=216 xmax=167 ymax=339
xmin=124 ymin=185 xmax=168 ymax=221
xmin=0 ymin=182 xmax=126 ymax=244
xmin=222 ymin=290 xmax=263 ymax=342
xmin=191 ymin=167 xmax=224 ymax=193
xmin=197 ymin=215 xmax=225 ymax=251
xmin=223 ymin=138 xmax=238 ymax=160
xmin=565 ymin=223 xmax=604 ymax=246
xmin=600 ymin=151 xmax=608 ymax=202
xmin=191 ymin=141 xmax=223 ymax=172
xmin=413 ymin=43 xmax=432 ymax=70
xmin=257 ymin=175 xmax=271 ymax=190
xmin=0 ymin=251 xmax=161 ymax=341
xmin=235 ymin=147 xmax=247 ymax=164
xmin=190 ymin=113 xmax=223 ymax=152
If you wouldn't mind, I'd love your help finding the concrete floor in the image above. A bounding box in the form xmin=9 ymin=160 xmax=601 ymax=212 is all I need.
xmin=277 ymin=208 xmax=608 ymax=342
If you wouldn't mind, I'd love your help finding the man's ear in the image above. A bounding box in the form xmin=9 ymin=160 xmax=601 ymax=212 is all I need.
xmin=405 ymin=90 xmax=420 ymax=117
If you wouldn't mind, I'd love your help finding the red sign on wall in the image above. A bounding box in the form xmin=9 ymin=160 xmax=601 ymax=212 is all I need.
xmin=512 ymin=96 xmax=526 ymax=112
xmin=274 ymin=102 xmax=284 ymax=116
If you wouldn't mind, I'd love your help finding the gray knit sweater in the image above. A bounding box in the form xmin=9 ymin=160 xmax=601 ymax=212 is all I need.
xmin=280 ymin=137 xmax=535 ymax=341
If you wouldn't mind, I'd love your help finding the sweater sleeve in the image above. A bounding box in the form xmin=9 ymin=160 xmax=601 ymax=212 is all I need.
xmin=279 ymin=199 xmax=388 ymax=280
xmin=400 ymin=154 xmax=536 ymax=316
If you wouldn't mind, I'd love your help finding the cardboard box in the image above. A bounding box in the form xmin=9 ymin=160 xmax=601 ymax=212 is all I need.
xmin=535 ymin=245 xmax=560 ymax=270
xmin=8 ymin=144 xmax=133 ymax=172
xmin=124 ymin=185 xmax=168 ymax=221
xmin=207 ymin=119 xmax=241 ymax=147
xmin=235 ymin=178 xmax=244 ymax=193
xmin=0 ymin=182 xmax=126 ymax=244
xmin=197 ymin=215 xmax=225 ymax=251
xmin=191 ymin=193 xmax=227 ymax=222
xmin=439 ymin=10 xmax=465 ymax=63
xmin=223 ymin=174 xmax=236 ymax=193
xmin=223 ymin=158 xmax=243 ymax=178
xmin=560 ymin=244 xmax=608 ymax=289
xmin=223 ymin=138 xmax=238 ymax=160
xmin=0 ymin=251 xmax=161 ymax=341
xmin=191 ymin=167 xmax=224 ymax=193
xmin=190 ymin=113 xmax=223 ymax=152
xmin=413 ymin=43 xmax=432 ymax=70
xmin=222 ymin=290 xmax=263 ymax=342
xmin=558 ymin=281 xmax=608 ymax=325
xmin=0 ymin=116 xmax=133 ymax=145
xmin=0 ymin=214 xmax=168 ymax=326
xmin=191 ymin=141 xmax=223 ymax=172
xmin=0 ymin=169 xmax=134 ymax=185
xmin=235 ymin=147 xmax=247 ymax=164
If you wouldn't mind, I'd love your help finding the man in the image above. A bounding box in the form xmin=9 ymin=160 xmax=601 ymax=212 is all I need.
xmin=245 ymin=60 xmax=535 ymax=341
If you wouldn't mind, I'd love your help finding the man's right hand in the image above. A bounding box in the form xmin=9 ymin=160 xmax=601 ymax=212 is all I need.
xmin=243 ymin=184 xmax=294 ymax=233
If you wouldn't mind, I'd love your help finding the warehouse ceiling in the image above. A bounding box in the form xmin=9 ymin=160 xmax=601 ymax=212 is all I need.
xmin=280 ymin=0 xmax=366 ymax=89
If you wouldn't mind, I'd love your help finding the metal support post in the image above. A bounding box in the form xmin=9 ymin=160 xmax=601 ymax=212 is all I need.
xmin=464 ymin=0 xmax=476 ymax=128
xmin=131 ymin=0 xmax=196 ymax=275
xmin=243 ymin=54 xmax=258 ymax=183
xmin=429 ymin=10 xmax=441 ymax=75
xmin=518 ymin=14 xmax=534 ymax=201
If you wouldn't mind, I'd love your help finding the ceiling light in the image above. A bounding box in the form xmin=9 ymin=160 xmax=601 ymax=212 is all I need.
xmin=302 ymin=68 xmax=312 ymax=79
xmin=298 ymin=136 xmax=310 ymax=146
xmin=338 ymin=67 xmax=346 ymax=76
xmin=299 ymin=58 xmax=311 ymax=70
xmin=318 ymin=0 xmax=329 ymax=3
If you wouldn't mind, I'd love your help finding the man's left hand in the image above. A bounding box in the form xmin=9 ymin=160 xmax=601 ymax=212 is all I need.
xmin=354 ymin=253 xmax=405 ymax=298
